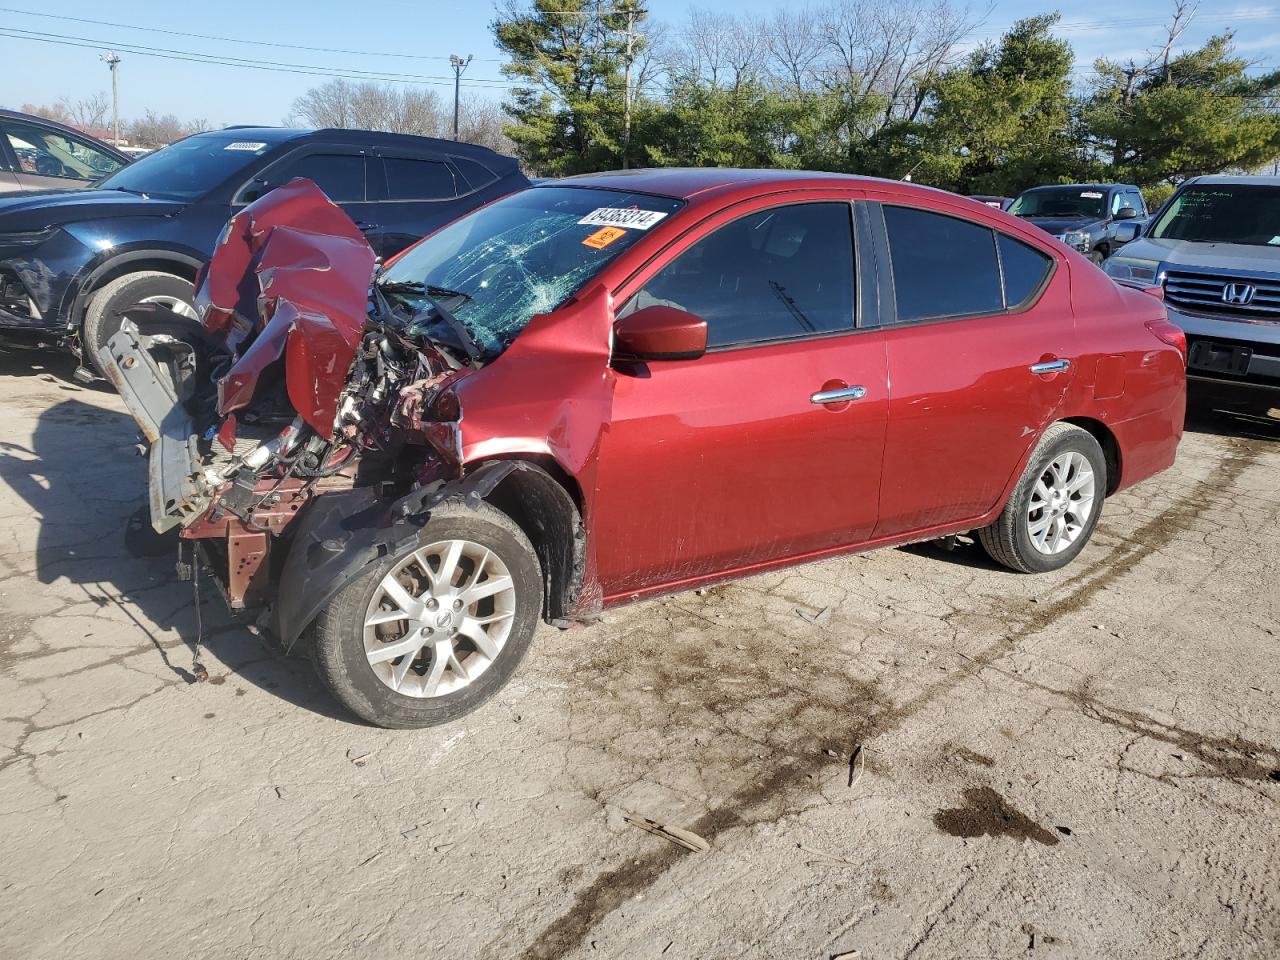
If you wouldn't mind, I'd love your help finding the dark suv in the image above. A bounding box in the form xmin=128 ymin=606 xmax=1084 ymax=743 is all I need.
xmin=0 ymin=126 xmax=527 ymax=372
xmin=1008 ymin=183 xmax=1148 ymax=264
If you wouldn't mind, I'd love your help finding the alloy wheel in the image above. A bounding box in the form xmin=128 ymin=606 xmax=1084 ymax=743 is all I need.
xmin=363 ymin=539 xmax=517 ymax=698
xmin=1026 ymin=451 xmax=1096 ymax=555
xmin=138 ymin=294 xmax=199 ymax=321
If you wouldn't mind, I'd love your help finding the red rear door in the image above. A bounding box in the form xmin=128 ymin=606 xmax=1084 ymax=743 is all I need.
xmin=591 ymin=194 xmax=889 ymax=598
xmin=869 ymin=201 xmax=1077 ymax=539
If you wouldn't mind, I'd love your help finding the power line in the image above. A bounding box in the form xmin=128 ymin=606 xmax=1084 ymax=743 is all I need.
xmin=0 ymin=7 xmax=506 ymax=62
xmin=0 ymin=29 xmax=519 ymax=88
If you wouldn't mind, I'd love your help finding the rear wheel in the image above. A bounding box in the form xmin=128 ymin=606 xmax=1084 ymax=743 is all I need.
xmin=311 ymin=500 xmax=542 ymax=728
xmin=82 ymin=271 xmax=197 ymax=375
xmin=978 ymin=423 xmax=1106 ymax=573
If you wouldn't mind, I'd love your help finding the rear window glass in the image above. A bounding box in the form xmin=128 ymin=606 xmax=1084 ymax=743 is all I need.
xmin=884 ymin=205 xmax=1003 ymax=322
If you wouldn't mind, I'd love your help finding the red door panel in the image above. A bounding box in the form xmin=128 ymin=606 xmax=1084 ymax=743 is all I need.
xmin=593 ymin=331 xmax=888 ymax=598
xmin=873 ymin=304 xmax=1077 ymax=538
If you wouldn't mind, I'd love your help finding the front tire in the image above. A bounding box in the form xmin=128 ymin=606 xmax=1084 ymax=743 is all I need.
xmin=82 ymin=271 xmax=197 ymax=375
xmin=311 ymin=500 xmax=543 ymax=728
xmin=978 ymin=423 xmax=1106 ymax=573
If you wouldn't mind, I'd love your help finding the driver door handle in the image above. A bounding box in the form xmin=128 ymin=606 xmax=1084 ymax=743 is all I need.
xmin=1029 ymin=359 xmax=1071 ymax=375
xmin=810 ymin=385 xmax=867 ymax=404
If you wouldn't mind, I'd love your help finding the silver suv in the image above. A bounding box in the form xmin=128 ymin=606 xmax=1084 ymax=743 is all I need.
xmin=1104 ymin=176 xmax=1280 ymax=400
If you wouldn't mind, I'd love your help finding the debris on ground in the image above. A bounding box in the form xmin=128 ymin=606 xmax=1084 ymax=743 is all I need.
xmin=848 ymin=745 xmax=865 ymax=788
xmin=623 ymin=812 xmax=710 ymax=853
xmin=796 ymin=606 xmax=833 ymax=625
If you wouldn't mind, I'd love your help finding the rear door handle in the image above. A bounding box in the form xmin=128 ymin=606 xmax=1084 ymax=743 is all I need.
xmin=1029 ymin=359 xmax=1071 ymax=374
xmin=810 ymin=385 xmax=867 ymax=404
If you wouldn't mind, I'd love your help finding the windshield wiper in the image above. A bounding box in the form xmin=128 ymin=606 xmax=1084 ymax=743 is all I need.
xmin=376 ymin=279 xmax=473 ymax=304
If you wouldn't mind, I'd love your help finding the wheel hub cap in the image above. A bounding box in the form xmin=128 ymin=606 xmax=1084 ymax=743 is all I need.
xmin=1026 ymin=451 xmax=1096 ymax=556
xmin=362 ymin=539 xmax=517 ymax=698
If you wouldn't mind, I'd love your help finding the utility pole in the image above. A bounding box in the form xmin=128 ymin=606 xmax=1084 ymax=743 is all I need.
xmin=622 ymin=7 xmax=635 ymax=169
xmin=101 ymin=51 xmax=121 ymax=145
xmin=449 ymin=54 xmax=472 ymax=141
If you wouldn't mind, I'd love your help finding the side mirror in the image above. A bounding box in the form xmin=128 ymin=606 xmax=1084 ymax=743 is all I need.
xmin=613 ymin=305 xmax=708 ymax=362
xmin=1114 ymin=206 xmax=1138 ymax=221
xmin=1115 ymin=222 xmax=1140 ymax=243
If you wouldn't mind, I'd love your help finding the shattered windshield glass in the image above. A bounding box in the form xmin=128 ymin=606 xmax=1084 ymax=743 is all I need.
xmin=378 ymin=186 xmax=684 ymax=356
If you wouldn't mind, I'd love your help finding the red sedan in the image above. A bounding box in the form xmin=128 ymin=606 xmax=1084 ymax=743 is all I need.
xmin=105 ymin=170 xmax=1187 ymax=727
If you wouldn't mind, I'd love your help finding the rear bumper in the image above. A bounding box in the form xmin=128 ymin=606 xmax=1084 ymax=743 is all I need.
xmin=1109 ymin=394 xmax=1185 ymax=494
xmin=1168 ymin=305 xmax=1280 ymax=391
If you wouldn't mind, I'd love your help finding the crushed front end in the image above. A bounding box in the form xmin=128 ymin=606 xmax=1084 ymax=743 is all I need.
xmin=102 ymin=179 xmax=473 ymax=619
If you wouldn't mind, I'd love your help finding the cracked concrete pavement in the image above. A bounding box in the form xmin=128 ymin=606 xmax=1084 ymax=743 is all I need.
xmin=1 ymin=351 xmax=1278 ymax=960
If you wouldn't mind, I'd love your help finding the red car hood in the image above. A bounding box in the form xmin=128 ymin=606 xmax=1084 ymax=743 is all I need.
xmin=195 ymin=178 xmax=377 ymax=434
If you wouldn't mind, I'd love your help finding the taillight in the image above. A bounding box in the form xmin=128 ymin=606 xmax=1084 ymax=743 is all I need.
xmin=1145 ymin=317 xmax=1186 ymax=362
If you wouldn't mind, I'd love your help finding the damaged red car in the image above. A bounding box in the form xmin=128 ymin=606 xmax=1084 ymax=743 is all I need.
xmin=103 ymin=170 xmax=1186 ymax=728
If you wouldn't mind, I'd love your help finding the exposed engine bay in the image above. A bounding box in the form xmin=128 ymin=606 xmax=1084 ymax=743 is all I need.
xmin=101 ymin=179 xmax=480 ymax=614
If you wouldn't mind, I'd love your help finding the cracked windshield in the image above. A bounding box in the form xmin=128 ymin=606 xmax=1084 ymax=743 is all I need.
xmin=378 ymin=186 xmax=685 ymax=357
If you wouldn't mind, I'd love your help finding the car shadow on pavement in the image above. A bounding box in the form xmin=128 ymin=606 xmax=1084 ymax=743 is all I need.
xmin=0 ymin=374 xmax=353 ymax=722
xmin=1184 ymin=390 xmax=1280 ymax=442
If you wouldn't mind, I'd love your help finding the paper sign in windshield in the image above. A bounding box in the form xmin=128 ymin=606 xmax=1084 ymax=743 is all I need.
xmin=1080 ymin=191 xmax=1103 ymax=198
xmin=225 ymin=141 xmax=268 ymax=152
xmin=579 ymin=208 xmax=668 ymax=230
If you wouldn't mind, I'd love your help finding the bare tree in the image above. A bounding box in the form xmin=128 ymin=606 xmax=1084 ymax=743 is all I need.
xmin=290 ymin=80 xmax=450 ymax=136
xmin=766 ymin=8 xmax=823 ymax=94
xmin=817 ymin=0 xmax=979 ymax=122
xmin=57 ymin=93 xmax=110 ymax=131
xmin=126 ymin=111 xmax=189 ymax=148
xmin=457 ymin=94 xmax=515 ymax=153
xmin=19 ymin=102 xmax=72 ymax=123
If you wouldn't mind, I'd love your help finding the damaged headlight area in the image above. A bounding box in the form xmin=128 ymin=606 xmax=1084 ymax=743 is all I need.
xmin=101 ymin=178 xmax=473 ymax=610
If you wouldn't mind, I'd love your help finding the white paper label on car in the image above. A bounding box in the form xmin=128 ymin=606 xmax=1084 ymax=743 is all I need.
xmin=578 ymin=208 xmax=669 ymax=230
xmin=1080 ymin=191 xmax=1103 ymax=198
xmin=225 ymin=141 xmax=268 ymax=152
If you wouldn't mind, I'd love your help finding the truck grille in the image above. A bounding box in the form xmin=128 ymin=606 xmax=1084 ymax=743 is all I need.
xmin=1165 ymin=270 xmax=1280 ymax=321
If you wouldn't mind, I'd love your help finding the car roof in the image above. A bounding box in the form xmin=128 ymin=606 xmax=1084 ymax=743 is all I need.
xmin=543 ymin=167 xmax=959 ymax=201
xmin=1018 ymin=183 xmax=1135 ymax=192
xmin=182 ymin=125 xmax=514 ymax=162
xmin=1183 ymin=175 xmax=1280 ymax=187
xmin=0 ymin=108 xmax=132 ymax=162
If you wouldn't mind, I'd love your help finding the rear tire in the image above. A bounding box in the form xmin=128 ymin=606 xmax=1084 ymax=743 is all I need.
xmin=978 ymin=423 xmax=1107 ymax=573
xmin=311 ymin=500 xmax=543 ymax=728
xmin=82 ymin=271 xmax=196 ymax=376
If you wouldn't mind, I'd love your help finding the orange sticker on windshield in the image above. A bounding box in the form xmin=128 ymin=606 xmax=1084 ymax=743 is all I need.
xmin=583 ymin=226 xmax=626 ymax=249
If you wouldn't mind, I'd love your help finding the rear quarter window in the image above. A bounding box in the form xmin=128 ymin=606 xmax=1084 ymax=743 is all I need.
xmin=997 ymin=234 xmax=1053 ymax=308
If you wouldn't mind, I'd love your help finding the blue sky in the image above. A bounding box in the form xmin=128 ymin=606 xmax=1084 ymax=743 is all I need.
xmin=1 ymin=1 xmax=1276 ymax=127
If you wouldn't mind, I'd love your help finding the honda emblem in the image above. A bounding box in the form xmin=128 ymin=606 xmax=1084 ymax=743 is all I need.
xmin=1222 ymin=282 xmax=1256 ymax=306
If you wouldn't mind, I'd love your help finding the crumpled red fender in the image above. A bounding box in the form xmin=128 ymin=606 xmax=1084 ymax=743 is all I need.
xmin=195 ymin=178 xmax=376 ymax=434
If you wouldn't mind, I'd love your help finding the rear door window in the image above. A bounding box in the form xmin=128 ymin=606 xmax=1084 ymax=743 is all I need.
xmin=383 ymin=157 xmax=458 ymax=201
xmin=883 ymin=205 xmax=1003 ymax=322
xmin=627 ymin=202 xmax=856 ymax=348
xmin=268 ymin=152 xmax=366 ymax=202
